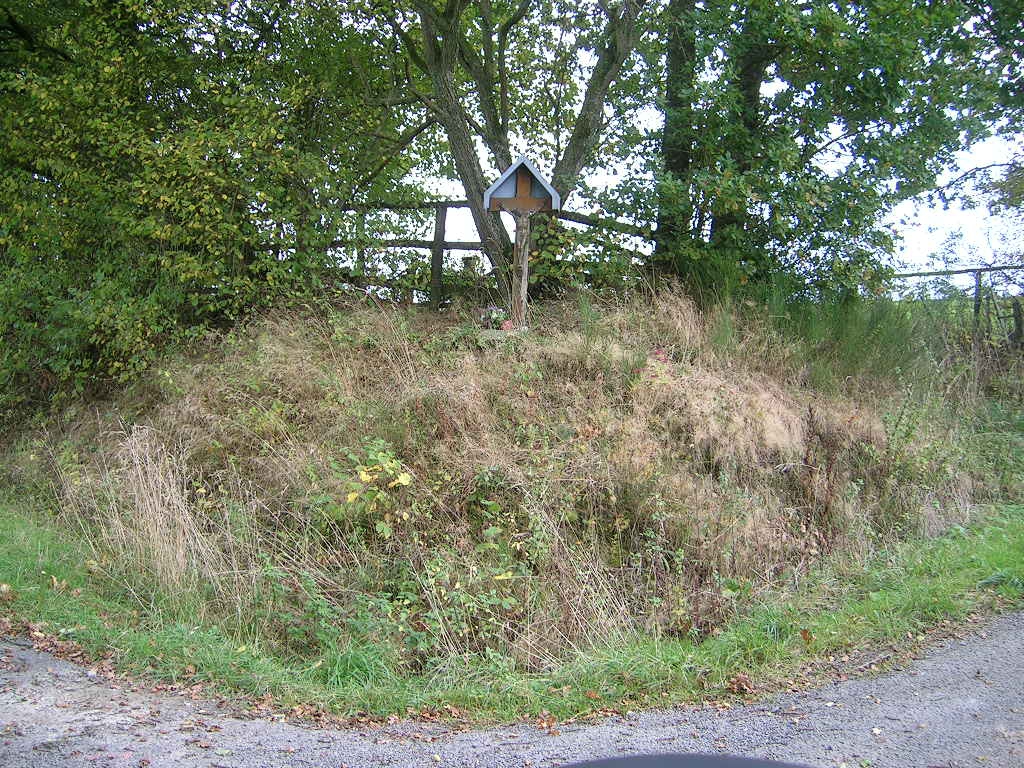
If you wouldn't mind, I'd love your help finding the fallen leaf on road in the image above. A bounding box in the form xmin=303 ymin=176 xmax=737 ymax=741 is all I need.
xmin=535 ymin=710 xmax=560 ymax=735
xmin=726 ymin=673 xmax=756 ymax=695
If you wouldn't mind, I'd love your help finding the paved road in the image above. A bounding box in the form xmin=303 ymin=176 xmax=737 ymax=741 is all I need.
xmin=2 ymin=613 xmax=1022 ymax=768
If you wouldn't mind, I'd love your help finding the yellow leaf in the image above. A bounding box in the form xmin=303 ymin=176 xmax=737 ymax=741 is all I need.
xmin=358 ymin=470 xmax=373 ymax=482
xmin=493 ymin=571 xmax=514 ymax=580
xmin=346 ymin=491 xmax=360 ymax=503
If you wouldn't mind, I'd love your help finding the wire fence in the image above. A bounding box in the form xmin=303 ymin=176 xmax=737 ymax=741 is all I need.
xmin=891 ymin=263 xmax=1024 ymax=351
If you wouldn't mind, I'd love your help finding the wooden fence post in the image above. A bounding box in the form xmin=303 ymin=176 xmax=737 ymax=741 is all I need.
xmin=355 ymin=217 xmax=367 ymax=278
xmin=1011 ymin=297 xmax=1023 ymax=350
xmin=971 ymin=269 xmax=984 ymax=396
xmin=430 ymin=204 xmax=447 ymax=310
xmin=973 ymin=269 xmax=983 ymax=330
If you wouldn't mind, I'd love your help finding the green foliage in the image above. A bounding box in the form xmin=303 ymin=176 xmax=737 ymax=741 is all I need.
xmin=770 ymin=294 xmax=933 ymax=390
xmin=649 ymin=0 xmax=1018 ymax=293
xmin=0 ymin=0 xmax=421 ymax=411
xmin=528 ymin=216 xmax=641 ymax=296
xmin=337 ymin=440 xmax=415 ymax=540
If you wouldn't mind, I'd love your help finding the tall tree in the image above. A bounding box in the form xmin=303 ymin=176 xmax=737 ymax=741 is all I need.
xmin=652 ymin=0 xmax=1015 ymax=296
xmin=380 ymin=0 xmax=648 ymax=316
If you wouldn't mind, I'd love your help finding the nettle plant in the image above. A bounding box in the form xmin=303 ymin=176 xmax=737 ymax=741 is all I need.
xmin=339 ymin=439 xmax=414 ymax=541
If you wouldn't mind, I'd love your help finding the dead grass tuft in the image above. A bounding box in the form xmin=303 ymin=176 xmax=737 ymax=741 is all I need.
xmin=54 ymin=426 xmax=266 ymax=619
xmin=633 ymin=365 xmax=807 ymax=467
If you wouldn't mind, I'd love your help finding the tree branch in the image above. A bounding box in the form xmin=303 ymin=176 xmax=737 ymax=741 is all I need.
xmin=0 ymin=6 xmax=71 ymax=61
xmin=551 ymin=0 xmax=645 ymax=199
xmin=937 ymin=161 xmax=1019 ymax=192
xmin=386 ymin=13 xmax=428 ymax=73
xmin=497 ymin=0 xmax=533 ymax=131
xmin=456 ymin=34 xmax=511 ymax=168
xmin=353 ymin=118 xmax=438 ymax=191
xmin=2 ymin=155 xmax=56 ymax=183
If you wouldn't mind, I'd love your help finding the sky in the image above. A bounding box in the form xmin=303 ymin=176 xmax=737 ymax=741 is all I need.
xmin=890 ymin=135 xmax=1022 ymax=273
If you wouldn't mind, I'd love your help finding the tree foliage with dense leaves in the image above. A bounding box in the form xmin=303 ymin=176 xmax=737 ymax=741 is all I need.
xmin=0 ymin=0 xmax=418 ymax=406
xmin=2 ymin=0 xmax=1021 ymax=409
xmin=974 ymin=1 xmax=1024 ymax=225
xmin=650 ymin=0 xmax=1018 ymax=296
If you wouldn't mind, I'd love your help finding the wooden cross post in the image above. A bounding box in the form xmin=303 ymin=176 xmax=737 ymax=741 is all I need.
xmin=483 ymin=157 xmax=561 ymax=331
xmin=510 ymin=209 xmax=532 ymax=328
xmin=507 ymin=166 xmax=544 ymax=328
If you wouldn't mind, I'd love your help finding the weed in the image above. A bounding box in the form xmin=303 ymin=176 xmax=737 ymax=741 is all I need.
xmin=2 ymin=500 xmax=1020 ymax=719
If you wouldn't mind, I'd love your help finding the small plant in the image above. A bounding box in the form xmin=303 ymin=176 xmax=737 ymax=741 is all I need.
xmin=480 ymin=305 xmax=509 ymax=329
xmin=335 ymin=440 xmax=414 ymax=540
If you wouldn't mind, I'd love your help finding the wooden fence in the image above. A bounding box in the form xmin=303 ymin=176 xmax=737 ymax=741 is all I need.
xmin=329 ymin=201 xmax=1023 ymax=320
xmin=891 ymin=263 xmax=1024 ymax=349
xmin=330 ymin=200 xmax=652 ymax=308
xmin=891 ymin=263 xmax=1023 ymax=319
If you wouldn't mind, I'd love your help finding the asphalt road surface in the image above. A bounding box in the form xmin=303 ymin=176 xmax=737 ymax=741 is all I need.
xmin=1 ymin=612 xmax=1022 ymax=768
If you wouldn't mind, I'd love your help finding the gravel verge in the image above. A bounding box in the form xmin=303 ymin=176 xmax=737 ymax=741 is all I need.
xmin=1 ymin=612 xmax=1022 ymax=768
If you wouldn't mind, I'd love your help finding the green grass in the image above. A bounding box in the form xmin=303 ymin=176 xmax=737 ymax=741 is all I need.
xmin=2 ymin=498 xmax=1022 ymax=722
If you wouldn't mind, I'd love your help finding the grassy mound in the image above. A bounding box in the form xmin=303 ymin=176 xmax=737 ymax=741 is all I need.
xmin=2 ymin=290 xmax=1021 ymax=715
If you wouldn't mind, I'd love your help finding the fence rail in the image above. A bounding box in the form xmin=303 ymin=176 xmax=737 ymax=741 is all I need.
xmin=307 ymin=199 xmax=1024 ymax=311
xmin=891 ymin=264 xmax=1023 ymax=279
xmin=330 ymin=199 xmax=651 ymax=307
xmin=891 ymin=264 xmax=1023 ymax=315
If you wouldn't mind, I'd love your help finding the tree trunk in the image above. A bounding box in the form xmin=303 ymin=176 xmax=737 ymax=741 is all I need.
xmin=430 ymin=72 xmax=512 ymax=269
xmin=654 ymin=0 xmax=697 ymax=267
xmin=709 ymin=25 xmax=773 ymax=254
xmin=402 ymin=0 xmax=644 ymax=307
xmin=416 ymin=6 xmax=513 ymax=295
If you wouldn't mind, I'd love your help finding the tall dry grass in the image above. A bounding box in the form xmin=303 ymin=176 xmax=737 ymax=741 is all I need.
xmin=51 ymin=426 xmax=268 ymax=621
xmin=16 ymin=289 xmax=1016 ymax=669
